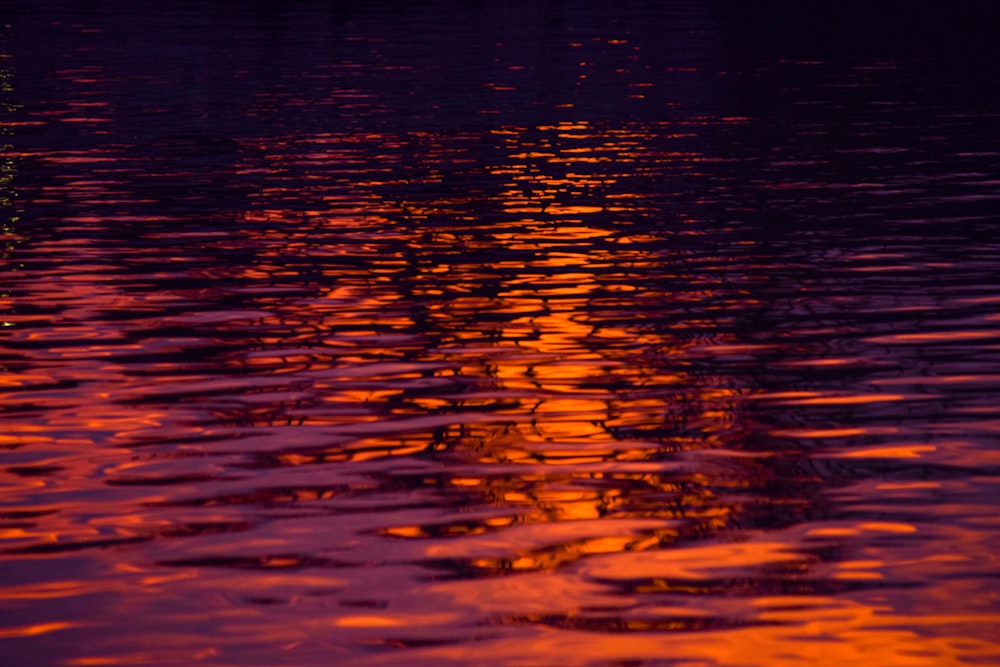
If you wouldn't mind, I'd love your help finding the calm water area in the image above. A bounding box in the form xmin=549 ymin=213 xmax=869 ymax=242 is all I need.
xmin=1 ymin=1 xmax=999 ymax=665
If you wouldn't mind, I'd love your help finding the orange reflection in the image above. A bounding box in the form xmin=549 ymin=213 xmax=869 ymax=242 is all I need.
xmin=2 ymin=54 xmax=996 ymax=666
xmin=0 ymin=621 xmax=78 ymax=639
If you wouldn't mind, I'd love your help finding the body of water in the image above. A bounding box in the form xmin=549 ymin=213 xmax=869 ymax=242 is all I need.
xmin=1 ymin=1 xmax=999 ymax=665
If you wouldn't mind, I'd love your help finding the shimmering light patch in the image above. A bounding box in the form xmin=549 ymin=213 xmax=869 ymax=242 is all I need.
xmin=771 ymin=427 xmax=900 ymax=438
xmin=0 ymin=622 xmax=77 ymax=638
xmin=774 ymin=357 xmax=869 ymax=368
xmin=334 ymin=615 xmax=406 ymax=628
xmin=780 ymin=393 xmax=910 ymax=406
xmin=807 ymin=527 xmax=862 ymax=537
xmin=873 ymin=374 xmax=1000 ymax=385
xmin=874 ymin=482 xmax=941 ymax=491
xmin=749 ymin=391 xmax=821 ymax=401
xmin=68 ymin=649 xmax=220 ymax=666
xmin=0 ymin=580 xmax=119 ymax=601
xmin=836 ymin=444 xmax=936 ymax=459
xmin=858 ymin=522 xmax=917 ymax=534
xmin=543 ymin=204 xmax=604 ymax=215
xmin=832 ymin=570 xmax=884 ymax=580
xmin=333 ymin=613 xmax=457 ymax=628
xmin=867 ymin=331 xmax=998 ymax=344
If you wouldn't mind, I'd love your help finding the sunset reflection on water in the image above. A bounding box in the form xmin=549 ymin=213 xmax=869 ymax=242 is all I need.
xmin=2 ymin=2 xmax=999 ymax=665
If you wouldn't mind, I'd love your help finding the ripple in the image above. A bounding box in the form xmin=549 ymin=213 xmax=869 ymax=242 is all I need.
xmin=1 ymin=1 xmax=999 ymax=665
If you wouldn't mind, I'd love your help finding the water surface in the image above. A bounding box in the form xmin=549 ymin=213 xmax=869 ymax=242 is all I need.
xmin=1 ymin=2 xmax=999 ymax=665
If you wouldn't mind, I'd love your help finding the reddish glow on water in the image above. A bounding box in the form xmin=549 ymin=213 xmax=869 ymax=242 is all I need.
xmin=1 ymin=2 xmax=999 ymax=665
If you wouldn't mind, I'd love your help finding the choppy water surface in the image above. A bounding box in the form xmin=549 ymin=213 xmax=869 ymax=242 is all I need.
xmin=2 ymin=2 xmax=999 ymax=665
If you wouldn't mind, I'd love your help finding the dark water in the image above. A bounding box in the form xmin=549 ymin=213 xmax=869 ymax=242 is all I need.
xmin=1 ymin=2 xmax=999 ymax=665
